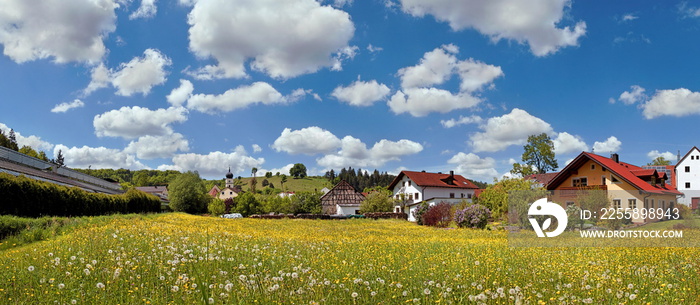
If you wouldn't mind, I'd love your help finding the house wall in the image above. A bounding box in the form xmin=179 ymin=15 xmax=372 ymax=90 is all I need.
xmin=219 ymin=188 xmax=238 ymax=201
xmin=676 ymin=148 xmax=700 ymax=207
xmin=336 ymin=205 xmax=360 ymax=215
xmin=391 ymin=176 xmax=422 ymax=203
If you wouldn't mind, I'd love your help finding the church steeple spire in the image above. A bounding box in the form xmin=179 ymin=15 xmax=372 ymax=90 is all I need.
xmin=225 ymin=166 xmax=234 ymax=188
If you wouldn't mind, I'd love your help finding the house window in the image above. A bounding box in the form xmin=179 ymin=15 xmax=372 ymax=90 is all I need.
xmin=686 ymin=182 xmax=691 ymax=189
xmin=613 ymin=199 xmax=621 ymax=209
xmin=467 ymin=193 xmax=472 ymax=199
xmin=221 ymin=191 xmax=225 ymax=195
xmin=591 ymin=164 xmax=595 ymax=170
xmin=611 ymin=175 xmax=619 ymax=183
xmin=461 ymin=193 xmax=465 ymax=198
xmin=628 ymin=199 xmax=637 ymax=209
xmin=230 ymin=191 xmax=233 ymax=195
xmin=685 ymin=166 xmax=691 ymax=173
xmin=449 ymin=193 xmax=455 ymax=198
xmin=408 ymin=181 xmax=412 ymax=187
xmin=644 ymin=199 xmax=648 ymax=209
xmin=602 ymin=176 xmax=607 ymax=185
xmin=415 ymin=193 xmax=419 ymax=200
xmin=572 ymin=177 xmax=588 ymax=187
xmin=408 ymin=194 xmax=413 ymax=201
xmin=395 ymin=207 xmax=400 ymax=213
xmin=651 ymin=199 xmax=655 ymax=209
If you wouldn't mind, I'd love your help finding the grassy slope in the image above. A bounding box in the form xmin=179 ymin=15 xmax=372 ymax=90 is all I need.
xmin=232 ymin=176 xmax=332 ymax=193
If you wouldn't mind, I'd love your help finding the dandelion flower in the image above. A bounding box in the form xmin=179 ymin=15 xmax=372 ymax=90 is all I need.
xmin=351 ymin=292 xmax=358 ymax=298
xmin=629 ymin=294 xmax=637 ymax=300
xmin=27 ymin=266 xmax=34 ymax=272
xmin=96 ymin=282 xmax=105 ymax=289
xmin=423 ymin=288 xmax=431 ymax=295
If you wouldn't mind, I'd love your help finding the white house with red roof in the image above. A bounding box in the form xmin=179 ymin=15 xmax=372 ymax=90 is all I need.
xmin=388 ymin=170 xmax=480 ymax=221
xmin=675 ymin=146 xmax=700 ymax=209
xmin=547 ymin=152 xmax=682 ymax=224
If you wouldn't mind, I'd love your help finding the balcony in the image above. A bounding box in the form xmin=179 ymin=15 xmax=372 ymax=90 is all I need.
xmin=556 ymin=185 xmax=607 ymax=197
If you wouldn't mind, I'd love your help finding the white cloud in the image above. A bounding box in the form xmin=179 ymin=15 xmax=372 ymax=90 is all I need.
xmin=592 ymin=136 xmax=621 ymax=154
xmin=367 ymin=44 xmax=383 ymax=53
xmin=93 ymin=106 xmax=188 ymax=139
xmin=389 ymin=45 xmax=503 ymax=117
xmin=83 ymin=63 xmax=111 ymax=96
xmin=252 ymin=144 xmax=262 ymax=153
xmin=647 ymin=150 xmax=676 ymax=163
xmin=0 ymin=0 xmax=118 ymax=64
xmin=440 ymin=115 xmax=483 ymax=128
xmin=470 ymin=108 xmax=553 ymax=152
xmin=331 ymin=79 xmax=391 ymax=107
xmin=167 ymin=79 xmax=194 ymax=107
xmin=641 ymin=88 xmax=700 ymax=119
xmin=398 ymin=0 xmax=586 ymax=56
xmin=256 ymin=163 xmax=295 ymax=177
xmin=447 ymin=152 xmax=498 ymax=182
xmin=130 ymin=0 xmax=158 ymax=19
xmin=51 ymin=99 xmax=85 ymax=113
xmin=124 ymin=133 xmax=189 ymax=159
xmin=271 ymin=126 xmax=342 ymax=155
xmin=186 ymin=82 xmax=306 ymax=113
xmin=159 ymin=146 xmax=264 ymax=178
xmin=0 ymin=123 xmax=54 ymax=152
xmin=316 ymin=136 xmax=423 ymax=169
xmin=622 ymin=13 xmax=638 ymax=22
xmin=111 ymin=49 xmax=172 ymax=96
xmin=53 ymin=144 xmax=148 ymax=170
xmin=186 ymin=0 xmax=355 ymax=79
xmin=617 ymin=85 xmax=646 ymax=105
xmin=388 ymin=88 xmax=481 ymax=117
xmin=553 ymin=132 xmax=588 ymax=155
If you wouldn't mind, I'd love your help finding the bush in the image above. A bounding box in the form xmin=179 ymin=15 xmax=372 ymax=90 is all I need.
xmin=412 ymin=202 xmax=430 ymax=225
xmin=363 ymin=212 xmax=408 ymax=220
xmin=208 ymin=198 xmax=226 ymax=216
xmin=454 ymin=204 xmax=491 ymax=229
xmin=422 ymin=202 xmax=452 ymax=227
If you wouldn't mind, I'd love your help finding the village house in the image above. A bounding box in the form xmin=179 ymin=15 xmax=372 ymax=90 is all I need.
xmin=388 ymin=170 xmax=480 ymax=221
xmin=135 ymin=185 xmax=168 ymax=201
xmin=546 ymin=152 xmax=682 ymax=224
xmin=675 ymin=146 xmax=700 ymax=210
xmin=208 ymin=168 xmax=242 ymax=201
xmin=320 ymin=180 xmax=366 ymax=215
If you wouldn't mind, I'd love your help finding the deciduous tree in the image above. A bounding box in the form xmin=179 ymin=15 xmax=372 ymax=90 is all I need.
xmin=169 ymin=171 xmax=210 ymax=214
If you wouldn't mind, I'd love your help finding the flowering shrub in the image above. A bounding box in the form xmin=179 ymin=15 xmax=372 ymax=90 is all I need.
xmin=454 ymin=204 xmax=491 ymax=229
xmin=412 ymin=202 xmax=430 ymax=225
xmin=422 ymin=202 xmax=452 ymax=227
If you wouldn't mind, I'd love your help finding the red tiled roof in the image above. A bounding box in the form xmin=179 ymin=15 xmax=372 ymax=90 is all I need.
xmin=388 ymin=171 xmax=479 ymax=190
xmin=525 ymin=172 xmax=559 ymax=186
xmin=547 ymin=152 xmax=682 ymax=195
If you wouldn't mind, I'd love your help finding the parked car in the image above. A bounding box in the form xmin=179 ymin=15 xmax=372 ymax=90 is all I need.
xmin=221 ymin=213 xmax=243 ymax=219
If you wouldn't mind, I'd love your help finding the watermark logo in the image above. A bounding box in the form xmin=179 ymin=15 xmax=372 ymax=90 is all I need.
xmin=528 ymin=198 xmax=567 ymax=237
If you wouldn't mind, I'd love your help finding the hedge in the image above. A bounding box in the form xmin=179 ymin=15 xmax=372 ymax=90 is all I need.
xmin=0 ymin=173 xmax=160 ymax=217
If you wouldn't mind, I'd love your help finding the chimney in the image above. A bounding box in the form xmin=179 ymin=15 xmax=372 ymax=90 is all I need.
xmin=611 ymin=153 xmax=619 ymax=163
xmin=450 ymin=170 xmax=454 ymax=178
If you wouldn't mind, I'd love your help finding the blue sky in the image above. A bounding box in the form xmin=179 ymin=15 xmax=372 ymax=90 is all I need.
xmin=1 ymin=0 xmax=700 ymax=181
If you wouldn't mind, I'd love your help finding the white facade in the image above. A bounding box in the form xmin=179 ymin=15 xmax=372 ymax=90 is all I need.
xmin=336 ymin=205 xmax=360 ymax=215
xmin=390 ymin=172 xmax=477 ymax=221
xmin=676 ymin=147 xmax=700 ymax=208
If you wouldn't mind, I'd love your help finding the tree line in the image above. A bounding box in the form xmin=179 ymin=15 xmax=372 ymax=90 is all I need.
xmin=0 ymin=173 xmax=161 ymax=217
xmin=324 ymin=167 xmax=395 ymax=192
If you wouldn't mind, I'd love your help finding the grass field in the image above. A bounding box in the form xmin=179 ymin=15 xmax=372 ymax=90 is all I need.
xmin=1 ymin=213 xmax=699 ymax=304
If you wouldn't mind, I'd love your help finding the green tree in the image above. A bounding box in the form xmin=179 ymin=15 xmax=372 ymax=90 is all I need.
xmin=168 ymin=171 xmax=210 ymax=214
xmin=18 ymin=145 xmax=40 ymax=159
xmin=54 ymin=150 xmax=65 ymax=168
xmin=265 ymin=172 xmax=273 ymax=179
xmin=7 ymin=129 xmax=18 ymax=151
xmin=290 ymin=163 xmax=307 ymax=179
xmin=234 ymin=192 xmax=261 ymax=216
xmin=292 ymin=191 xmax=322 ymax=214
xmin=280 ymin=174 xmax=288 ymax=190
xmin=359 ymin=188 xmax=395 ymax=213
xmin=477 ymin=178 xmax=546 ymax=220
xmin=511 ymin=133 xmax=558 ymax=176
xmin=38 ymin=151 xmax=49 ymax=162
xmin=648 ymin=156 xmax=671 ymax=166
xmin=250 ymin=167 xmax=258 ymax=193
xmin=208 ymin=198 xmax=226 ymax=216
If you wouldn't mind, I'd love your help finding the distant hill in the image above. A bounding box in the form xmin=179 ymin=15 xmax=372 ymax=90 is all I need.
xmin=208 ymin=176 xmax=333 ymax=194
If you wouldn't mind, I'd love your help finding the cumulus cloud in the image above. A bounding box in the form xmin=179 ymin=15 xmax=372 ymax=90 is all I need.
xmin=553 ymin=132 xmax=588 ymax=155
xmin=622 ymin=13 xmax=638 ymax=22
xmin=271 ymin=126 xmax=342 ymax=155
xmin=124 ymin=133 xmax=189 ymax=159
xmin=0 ymin=123 xmax=54 ymax=152
xmin=316 ymin=136 xmax=423 ymax=169
xmin=158 ymin=146 xmax=264 ymax=178
xmin=592 ymin=136 xmax=621 ymax=154
xmin=51 ymin=99 xmax=85 ymax=113
xmin=331 ymin=79 xmax=391 ymax=107
xmin=389 ymin=45 xmax=503 ymax=117
xmin=440 ymin=115 xmax=483 ymax=128
xmin=252 ymin=144 xmax=262 ymax=153
xmin=447 ymin=152 xmax=499 ymax=182
xmin=186 ymin=82 xmax=307 ymax=113
xmin=470 ymin=108 xmax=553 ymax=152
xmin=53 ymin=144 xmax=148 ymax=170
xmin=130 ymin=0 xmax=158 ymax=19
xmin=641 ymin=88 xmax=700 ymax=119
xmin=647 ymin=150 xmax=676 ymax=163
xmin=186 ymin=0 xmax=355 ymax=79
xmin=111 ymin=49 xmax=172 ymax=96
xmin=397 ymin=0 xmax=586 ymax=56
xmin=83 ymin=63 xmax=111 ymax=96
xmin=0 ymin=0 xmax=117 ymax=64
xmin=167 ymin=79 xmax=194 ymax=107
xmin=617 ymin=85 xmax=646 ymax=105
xmin=93 ymin=106 xmax=187 ymax=139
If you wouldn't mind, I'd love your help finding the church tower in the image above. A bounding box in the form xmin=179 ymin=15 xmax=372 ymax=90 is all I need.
xmin=225 ymin=167 xmax=234 ymax=189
